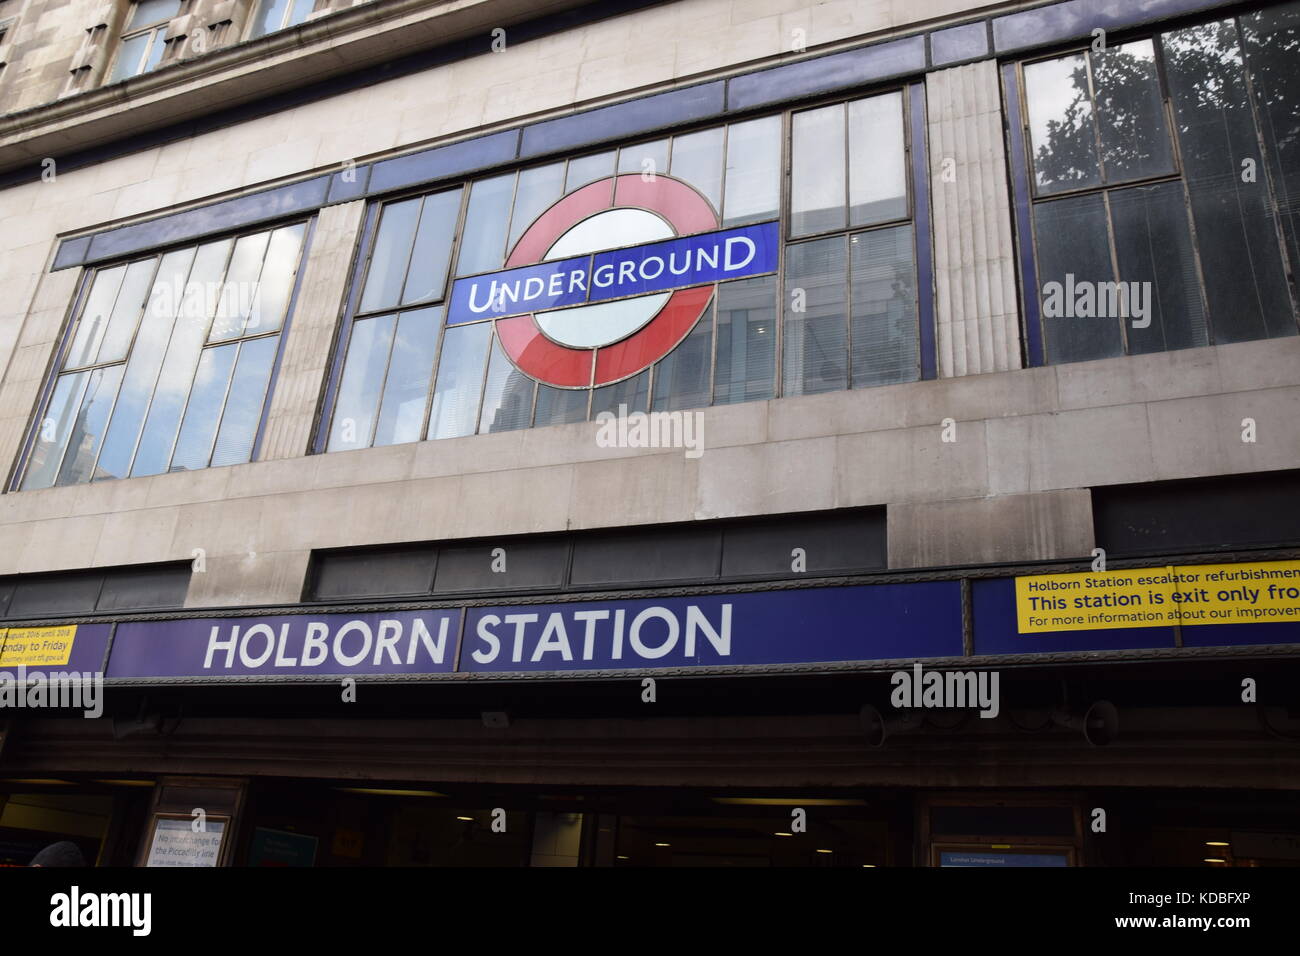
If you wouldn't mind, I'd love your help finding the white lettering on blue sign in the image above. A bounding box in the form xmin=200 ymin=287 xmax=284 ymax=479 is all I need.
xmin=202 ymin=617 xmax=450 ymax=671
xmin=469 ymin=603 xmax=731 ymax=665
xmin=447 ymin=221 xmax=778 ymax=325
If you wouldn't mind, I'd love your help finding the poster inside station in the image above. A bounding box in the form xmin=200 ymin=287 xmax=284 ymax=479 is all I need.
xmin=1015 ymin=560 xmax=1300 ymax=633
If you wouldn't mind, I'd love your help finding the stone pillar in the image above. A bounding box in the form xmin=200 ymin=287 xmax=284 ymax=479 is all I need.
xmin=258 ymin=198 xmax=366 ymax=460
xmin=926 ymin=59 xmax=1022 ymax=377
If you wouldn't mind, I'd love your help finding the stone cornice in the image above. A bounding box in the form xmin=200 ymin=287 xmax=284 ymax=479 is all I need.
xmin=0 ymin=0 xmax=596 ymax=174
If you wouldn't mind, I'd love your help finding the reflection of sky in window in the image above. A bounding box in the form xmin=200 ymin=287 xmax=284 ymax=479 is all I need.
xmin=1024 ymin=53 xmax=1095 ymax=189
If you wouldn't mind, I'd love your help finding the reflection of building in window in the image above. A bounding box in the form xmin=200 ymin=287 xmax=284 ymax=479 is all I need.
xmin=107 ymin=0 xmax=182 ymax=83
xmin=20 ymin=222 xmax=307 ymax=490
xmin=249 ymin=0 xmax=314 ymax=40
xmin=1016 ymin=10 xmax=1300 ymax=365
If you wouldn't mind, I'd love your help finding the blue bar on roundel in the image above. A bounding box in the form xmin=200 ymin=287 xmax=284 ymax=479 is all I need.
xmin=587 ymin=221 xmax=779 ymax=303
xmin=446 ymin=255 xmax=591 ymax=325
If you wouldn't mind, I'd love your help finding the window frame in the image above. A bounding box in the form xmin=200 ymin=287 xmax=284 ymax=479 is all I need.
xmin=1009 ymin=12 xmax=1300 ymax=366
xmin=315 ymin=80 xmax=934 ymax=454
xmin=246 ymin=0 xmax=315 ymax=41
xmin=9 ymin=217 xmax=314 ymax=492
xmin=107 ymin=0 xmax=181 ymax=83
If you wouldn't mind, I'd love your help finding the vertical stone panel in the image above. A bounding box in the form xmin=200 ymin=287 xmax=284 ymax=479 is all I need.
xmin=926 ymin=59 xmax=1021 ymax=377
xmin=258 ymin=198 xmax=365 ymax=461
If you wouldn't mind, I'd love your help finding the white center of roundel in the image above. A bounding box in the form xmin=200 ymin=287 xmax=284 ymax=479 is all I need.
xmin=537 ymin=208 xmax=674 ymax=349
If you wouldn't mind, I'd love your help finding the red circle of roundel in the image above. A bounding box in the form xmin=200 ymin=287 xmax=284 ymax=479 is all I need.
xmin=495 ymin=174 xmax=718 ymax=388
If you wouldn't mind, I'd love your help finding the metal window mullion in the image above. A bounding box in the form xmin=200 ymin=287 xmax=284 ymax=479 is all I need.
xmin=1100 ymin=189 xmax=1130 ymax=355
xmin=197 ymin=339 xmax=245 ymax=469
xmin=1083 ymin=48 xmax=1111 ymax=186
xmin=37 ymin=371 xmax=94 ymax=490
xmin=120 ymin=247 xmax=203 ymax=477
xmin=366 ymin=312 xmax=403 ymax=449
xmin=1234 ymin=12 xmax=1300 ymax=329
xmin=776 ymin=106 xmax=792 ymax=400
xmin=420 ymin=186 xmax=475 ymax=441
xmin=159 ymin=238 xmax=241 ymax=471
xmin=842 ymin=101 xmax=853 ymax=389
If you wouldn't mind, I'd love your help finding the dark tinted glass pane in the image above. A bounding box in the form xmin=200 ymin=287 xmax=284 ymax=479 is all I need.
xmin=931 ymin=805 xmax=1075 ymax=837
xmin=651 ymin=308 xmax=712 ymax=412
xmin=721 ymin=511 xmax=886 ymax=578
xmin=570 ymin=528 xmax=722 ymax=587
xmin=1164 ymin=20 xmax=1295 ymax=342
xmin=7 ymin=574 xmax=102 ymax=619
xmin=534 ymin=385 xmax=589 ymax=427
xmin=0 ymin=581 xmax=13 ymax=618
xmin=590 ymin=369 xmax=649 ymax=418
xmin=1034 ymin=193 xmax=1123 ymax=363
xmin=311 ymin=548 xmax=436 ymax=600
xmin=1241 ymin=5 xmax=1300 ymax=329
xmin=850 ymin=224 xmax=918 ymax=388
xmin=1091 ymin=40 xmax=1175 ymax=184
xmin=1109 ymin=182 xmax=1207 ymax=354
xmin=1024 ymin=52 xmax=1102 ymax=194
xmin=1094 ymin=470 xmax=1300 ymax=556
xmin=714 ymin=274 xmax=776 ymax=405
xmin=783 ymin=236 xmax=848 ymax=395
xmin=96 ymin=566 xmax=191 ymax=611
xmin=433 ymin=540 xmax=568 ymax=593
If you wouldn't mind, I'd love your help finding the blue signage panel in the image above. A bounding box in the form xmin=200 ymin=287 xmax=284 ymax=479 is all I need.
xmin=447 ymin=255 xmax=590 ymax=325
xmin=459 ymin=582 xmax=963 ymax=673
xmin=107 ymin=610 xmax=462 ymax=679
xmin=939 ymin=851 xmax=1069 ymax=867
xmin=586 ymin=221 xmax=779 ymax=301
xmin=446 ymin=221 xmax=779 ymax=325
xmin=971 ymin=578 xmax=1179 ymax=655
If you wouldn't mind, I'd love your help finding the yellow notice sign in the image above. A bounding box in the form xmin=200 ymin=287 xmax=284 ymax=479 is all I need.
xmin=1015 ymin=560 xmax=1300 ymax=633
xmin=0 ymin=625 xmax=79 ymax=667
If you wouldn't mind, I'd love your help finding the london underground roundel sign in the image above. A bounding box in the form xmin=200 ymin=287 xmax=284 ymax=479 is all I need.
xmin=447 ymin=174 xmax=779 ymax=387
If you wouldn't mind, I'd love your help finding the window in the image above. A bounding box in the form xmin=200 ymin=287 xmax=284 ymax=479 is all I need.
xmin=306 ymin=509 xmax=887 ymax=601
xmin=323 ymin=87 xmax=925 ymax=453
xmin=107 ymin=0 xmax=181 ymax=83
xmin=1015 ymin=6 xmax=1300 ymax=365
xmin=19 ymin=222 xmax=307 ymax=489
xmin=0 ymin=563 xmax=191 ymax=620
xmin=249 ymin=0 xmax=314 ymax=39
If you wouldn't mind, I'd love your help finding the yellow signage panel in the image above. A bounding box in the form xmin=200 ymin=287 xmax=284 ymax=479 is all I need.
xmin=1015 ymin=560 xmax=1300 ymax=633
xmin=0 ymin=625 xmax=79 ymax=667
